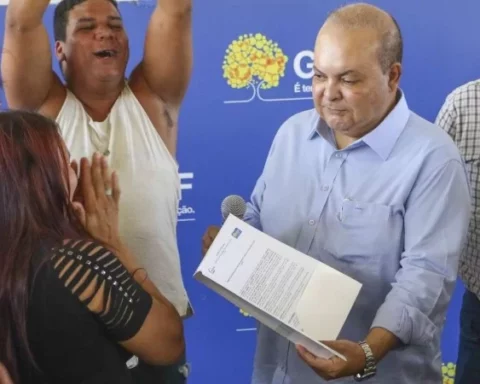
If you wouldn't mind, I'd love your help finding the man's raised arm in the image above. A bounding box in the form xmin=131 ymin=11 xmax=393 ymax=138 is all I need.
xmin=132 ymin=0 xmax=193 ymax=107
xmin=1 ymin=0 xmax=64 ymax=112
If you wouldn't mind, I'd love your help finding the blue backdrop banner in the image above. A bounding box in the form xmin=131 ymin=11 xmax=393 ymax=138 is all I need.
xmin=0 ymin=1 xmax=475 ymax=383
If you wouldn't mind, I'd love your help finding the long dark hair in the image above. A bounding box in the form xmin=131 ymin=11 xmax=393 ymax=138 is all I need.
xmin=0 ymin=111 xmax=84 ymax=382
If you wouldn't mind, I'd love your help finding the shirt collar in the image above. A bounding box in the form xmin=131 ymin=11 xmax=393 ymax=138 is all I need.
xmin=308 ymin=90 xmax=411 ymax=161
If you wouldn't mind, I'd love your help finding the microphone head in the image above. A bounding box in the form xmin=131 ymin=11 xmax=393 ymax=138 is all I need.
xmin=221 ymin=195 xmax=246 ymax=221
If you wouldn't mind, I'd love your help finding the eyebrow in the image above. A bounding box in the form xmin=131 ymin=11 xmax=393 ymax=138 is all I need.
xmin=76 ymin=17 xmax=95 ymax=24
xmin=76 ymin=16 xmax=122 ymax=24
xmin=313 ymin=65 xmax=358 ymax=77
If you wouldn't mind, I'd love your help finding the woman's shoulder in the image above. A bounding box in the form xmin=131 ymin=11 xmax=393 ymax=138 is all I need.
xmin=51 ymin=238 xmax=109 ymax=256
xmin=49 ymin=239 xmax=122 ymax=281
xmin=32 ymin=239 xmax=110 ymax=289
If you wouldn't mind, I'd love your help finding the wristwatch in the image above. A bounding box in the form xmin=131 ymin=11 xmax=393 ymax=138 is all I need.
xmin=353 ymin=341 xmax=377 ymax=381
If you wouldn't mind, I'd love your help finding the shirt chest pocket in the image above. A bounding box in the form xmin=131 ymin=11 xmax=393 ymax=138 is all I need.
xmin=323 ymin=200 xmax=401 ymax=260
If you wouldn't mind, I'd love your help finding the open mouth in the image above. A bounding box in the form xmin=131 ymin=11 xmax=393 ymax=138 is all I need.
xmin=93 ymin=49 xmax=118 ymax=58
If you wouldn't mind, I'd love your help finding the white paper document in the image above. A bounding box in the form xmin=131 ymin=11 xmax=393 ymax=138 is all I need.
xmin=194 ymin=215 xmax=362 ymax=360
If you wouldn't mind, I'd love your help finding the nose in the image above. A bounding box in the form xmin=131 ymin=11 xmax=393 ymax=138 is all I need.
xmin=323 ymin=80 xmax=341 ymax=102
xmin=95 ymin=25 xmax=114 ymax=40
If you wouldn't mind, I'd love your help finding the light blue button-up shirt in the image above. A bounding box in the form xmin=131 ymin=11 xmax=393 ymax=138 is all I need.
xmin=244 ymin=93 xmax=471 ymax=384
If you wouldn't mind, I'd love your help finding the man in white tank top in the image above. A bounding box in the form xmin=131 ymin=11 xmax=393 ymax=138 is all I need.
xmin=2 ymin=0 xmax=193 ymax=381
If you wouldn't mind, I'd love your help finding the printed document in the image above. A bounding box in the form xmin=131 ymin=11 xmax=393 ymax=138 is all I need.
xmin=194 ymin=215 xmax=362 ymax=360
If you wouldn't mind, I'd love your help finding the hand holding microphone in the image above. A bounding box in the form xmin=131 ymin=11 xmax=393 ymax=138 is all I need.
xmin=201 ymin=226 xmax=220 ymax=256
xmin=201 ymin=195 xmax=246 ymax=256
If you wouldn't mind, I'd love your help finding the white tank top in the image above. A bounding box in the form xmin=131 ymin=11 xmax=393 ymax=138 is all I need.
xmin=56 ymin=84 xmax=191 ymax=317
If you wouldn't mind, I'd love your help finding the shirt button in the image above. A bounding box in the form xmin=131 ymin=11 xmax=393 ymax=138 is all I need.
xmin=336 ymin=153 xmax=343 ymax=158
xmin=308 ymin=219 xmax=315 ymax=225
xmin=322 ymin=185 xmax=329 ymax=191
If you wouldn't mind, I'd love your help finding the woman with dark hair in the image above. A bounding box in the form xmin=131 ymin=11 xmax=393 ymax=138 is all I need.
xmin=0 ymin=110 xmax=185 ymax=383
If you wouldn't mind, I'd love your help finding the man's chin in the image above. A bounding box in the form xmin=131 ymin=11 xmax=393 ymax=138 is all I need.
xmin=92 ymin=71 xmax=124 ymax=83
xmin=325 ymin=118 xmax=350 ymax=131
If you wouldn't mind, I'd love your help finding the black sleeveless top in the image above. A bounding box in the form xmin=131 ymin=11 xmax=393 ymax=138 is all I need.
xmin=19 ymin=239 xmax=152 ymax=383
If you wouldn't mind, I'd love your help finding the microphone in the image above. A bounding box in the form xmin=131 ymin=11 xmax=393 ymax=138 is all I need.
xmin=221 ymin=195 xmax=247 ymax=221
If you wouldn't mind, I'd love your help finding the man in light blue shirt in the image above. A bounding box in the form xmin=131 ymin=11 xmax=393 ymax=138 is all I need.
xmin=202 ymin=3 xmax=471 ymax=383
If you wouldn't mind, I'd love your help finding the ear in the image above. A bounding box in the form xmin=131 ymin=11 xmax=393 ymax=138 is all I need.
xmin=55 ymin=41 xmax=66 ymax=62
xmin=388 ymin=63 xmax=402 ymax=91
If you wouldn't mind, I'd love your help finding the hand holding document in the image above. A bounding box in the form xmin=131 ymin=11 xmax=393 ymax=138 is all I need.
xmin=194 ymin=215 xmax=362 ymax=360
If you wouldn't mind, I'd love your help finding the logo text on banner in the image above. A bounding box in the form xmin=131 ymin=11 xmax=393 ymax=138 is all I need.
xmin=178 ymin=172 xmax=195 ymax=222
